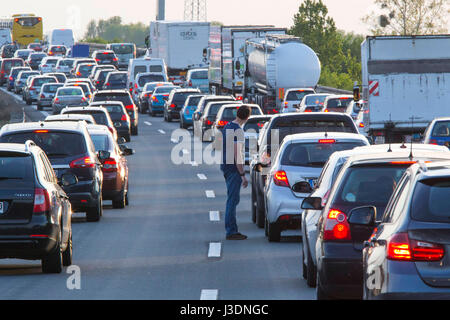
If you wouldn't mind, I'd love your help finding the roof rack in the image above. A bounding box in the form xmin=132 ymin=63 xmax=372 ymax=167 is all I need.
xmin=418 ymin=160 xmax=428 ymax=172
xmin=24 ymin=140 xmax=36 ymax=153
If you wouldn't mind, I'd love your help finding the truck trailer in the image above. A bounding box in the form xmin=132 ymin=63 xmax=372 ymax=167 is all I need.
xmin=361 ymin=35 xmax=450 ymax=143
xmin=241 ymin=34 xmax=321 ymax=114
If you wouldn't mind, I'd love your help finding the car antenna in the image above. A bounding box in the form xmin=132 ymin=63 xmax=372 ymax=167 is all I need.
xmin=387 ymin=114 xmax=392 ymax=152
xmin=409 ymin=115 xmax=417 ymax=160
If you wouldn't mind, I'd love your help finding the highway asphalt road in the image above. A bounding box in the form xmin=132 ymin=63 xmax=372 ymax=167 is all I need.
xmin=0 ymin=99 xmax=315 ymax=299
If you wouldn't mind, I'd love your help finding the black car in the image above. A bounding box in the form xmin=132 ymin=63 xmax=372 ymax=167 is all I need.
xmin=0 ymin=122 xmax=104 ymax=222
xmin=0 ymin=141 xmax=73 ymax=273
xmin=250 ymin=112 xmax=359 ymax=229
xmin=92 ymin=50 xmax=119 ymax=68
xmin=302 ymin=151 xmax=450 ymax=300
xmin=0 ymin=44 xmax=18 ymax=59
xmin=93 ymin=90 xmax=139 ymax=136
xmin=164 ymin=88 xmax=201 ymax=122
xmin=26 ymin=52 xmax=47 ymax=70
xmin=93 ymin=69 xmax=113 ymax=90
xmin=90 ymin=101 xmax=131 ymax=142
xmin=103 ymin=71 xmax=127 ymax=90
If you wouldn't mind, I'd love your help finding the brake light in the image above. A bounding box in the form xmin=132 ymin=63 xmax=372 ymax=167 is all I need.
xmin=170 ymin=104 xmax=176 ymax=108
xmin=40 ymin=94 xmax=45 ymax=99
xmin=76 ymin=72 xmax=81 ymax=76
xmin=387 ymin=233 xmax=444 ymax=262
xmin=273 ymin=170 xmax=290 ymax=188
xmin=152 ymin=96 xmax=158 ymax=102
xmin=323 ymin=209 xmax=351 ymax=241
xmin=185 ymin=109 xmax=190 ymax=115
xmin=54 ymin=98 xmax=59 ymax=103
xmin=108 ymin=127 xmax=115 ymax=135
xmin=429 ymin=139 xmax=438 ymax=145
xmin=113 ymin=58 xmax=118 ymax=62
xmin=33 ymin=188 xmax=50 ymax=213
xmin=390 ymin=161 xmax=417 ymax=165
xmin=257 ymin=122 xmax=264 ymax=128
xmin=9 ymin=76 xmax=13 ymax=81
xmin=188 ymin=80 xmax=192 ymax=87
xmin=29 ymin=86 xmax=35 ymax=91
xmin=102 ymin=158 xmax=118 ymax=172
xmin=70 ymin=156 xmax=95 ymax=169
xmin=324 ymin=109 xmax=329 ymax=112
xmin=217 ymin=120 xmax=228 ymax=127
xmin=125 ymin=104 xmax=134 ymax=110
xmin=134 ymin=83 xmax=138 ymax=89
xmin=34 ymin=130 xmax=49 ymax=133
xmin=318 ymin=139 xmax=336 ymax=144
xmin=105 ymin=82 xmax=110 ymax=86
xmin=359 ymin=122 xmax=365 ymax=128
xmin=236 ymin=95 xmax=243 ymax=101
xmin=204 ymin=119 xmax=212 ymax=126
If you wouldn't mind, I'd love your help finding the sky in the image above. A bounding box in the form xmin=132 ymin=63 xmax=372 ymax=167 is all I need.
xmin=1 ymin=0 xmax=377 ymax=39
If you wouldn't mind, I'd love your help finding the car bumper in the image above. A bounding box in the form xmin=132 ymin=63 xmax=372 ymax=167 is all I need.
xmin=318 ymin=242 xmax=363 ymax=299
xmin=0 ymin=220 xmax=59 ymax=260
xmin=266 ymin=184 xmax=304 ymax=225
xmin=102 ymin=173 xmax=124 ymax=200
xmin=167 ymin=109 xmax=181 ymax=118
xmin=38 ymin=98 xmax=53 ymax=106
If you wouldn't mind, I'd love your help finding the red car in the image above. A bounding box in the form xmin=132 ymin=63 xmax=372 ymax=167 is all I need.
xmin=86 ymin=124 xmax=133 ymax=208
xmin=0 ymin=58 xmax=24 ymax=86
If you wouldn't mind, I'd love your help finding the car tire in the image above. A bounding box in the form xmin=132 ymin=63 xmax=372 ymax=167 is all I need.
xmin=255 ymin=197 xmax=265 ymax=229
xmin=112 ymin=190 xmax=126 ymax=209
xmin=267 ymin=221 xmax=281 ymax=242
xmin=26 ymin=98 xmax=31 ymax=105
xmin=167 ymin=114 xmax=172 ymax=122
xmin=264 ymin=216 xmax=269 ymax=237
xmin=131 ymin=126 xmax=138 ymax=136
xmin=251 ymin=186 xmax=257 ymax=223
xmin=124 ymin=134 xmax=131 ymax=143
xmin=86 ymin=197 xmax=102 ymax=222
xmin=37 ymin=104 xmax=42 ymax=111
xmin=302 ymin=260 xmax=308 ymax=280
xmin=306 ymin=246 xmax=317 ymax=288
xmin=62 ymin=231 xmax=73 ymax=267
xmin=316 ymin=272 xmax=330 ymax=300
xmin=41 ymin=233 xmax=63 ymax=274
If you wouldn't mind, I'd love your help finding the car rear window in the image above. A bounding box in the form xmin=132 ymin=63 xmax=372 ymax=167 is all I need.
xmin=133 ymin=66 xmax=147 ymax=79
xmin=334 ymin=165 xmax=408 ymax=214
xmin=221 ymin=107 xmax=262 ymax=120
xmin=411 ymin=178 xmax=450 ymax=223
xmin=108 ymin=73 xmax=127 ymax=82
xmin=102 ymin=105 xmax=124 ymax=115
xmin=286 ymin=90 xmax=314 ymax=101
xmin=96 ymin=52 xmax=115 ymax=59
xmin=45 ymin=59 xmax=59 ymax=65
xmin=58 ymin=88 xmax=83 ymax=96
xmin=0 ymin=155 xmax=34 ymax=183
xmin=19 ymin=72 xmax=39 ymax=79
xmin=4 ymin=60 xmax=23 ymax=71
xmin=11 ymin=68 xmax=28 ymax=77
xmin=58 ymin=59 xmax=74 ymax=67
xmin=94 ymin=93 xmax=132 ymax=106
xmin=50 ymin=46 xmax=66 ymax=53
xmin=65 ymin=110 xmax=108 ymax=125
xmin=30 ymin=54 xmax=46 ymax=60
xmin=43 ymin=84 xmax=63 ymax=93
xmin=244 ymin=119 xmax=271 ymax=133
xmin=305 ymin=95 xmax=327 ymax=106
xmin=190 ymin=70 xmax=208 ymax=80
xmin=149 ymin=65 xmax=163 ymax=72
xmin=112 ymin=45 xmax=133 ymax=54
xmin=154 ymin=87 xmax=176 ymax=95
xmin=90 ymin=134 xmax=110 ymax=152
xmin=281 ymin=142 xmax=366 ymax=167
xmin=1 ymin=132 xmax=87 ymax=157
xmin=186 ymin=96 xmax=202 ymax=106
xmin=138 ymin=74 xmax=165 ymax=86
xmin=79 ymin=64 xmax=94 ymax=72
xmin=326 ymin=98 xmax=352 ymax=112
xmin=431 ymin=121 xmax=450 ymax=137
xmin=173 ymin=92 xmax=200 ymax=105
xmin=33 ymin=77 xmax=57 ymax=87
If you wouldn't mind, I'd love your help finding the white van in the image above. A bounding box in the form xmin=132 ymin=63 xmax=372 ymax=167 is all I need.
xmin=127 ymin=57 xmax=167 ymax=94
xmin=0 ymin=29 xmax=12 ymax=47
xmin=106 ymin=43 xmax=136 ymax=70
xmin=48 ymin=29 xmax=74 ymax=48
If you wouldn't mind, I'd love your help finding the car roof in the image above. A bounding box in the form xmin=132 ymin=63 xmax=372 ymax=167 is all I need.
xmin=0 ymin=143 xmax=33 ymax=154
xmin=325 ymin=94 xmax=353 ymax=99
xmin=431 ymin=117 xmax=450 ymax=122
xmin=86 ymin=124 xmax=111 ymax=134
xmin=354 ymin=143 xmax=449 ymax=153
xmin=283 ymin=132 xmax=368 ymax=143
xmin=90 ymin=101 xmax=125 ymax=106
xmin=62 ymin=106 xmax=107 ymax=113
xmin=0 ymin=121 xmax=87 ymax=135
xmin=95 ymin=90 xmax=129 ymax=94
xmin=346 ymin=150 xmax=450 ymax=166
xmin=271 ymin=112 xmax=354 ymax=122
xmin=412 ymin=161 xmax=450 ymax=180
xmin=172 ymin=88 xmax=201 ymax=93
xmin=45 ymin=114 xmax=95 ymax=121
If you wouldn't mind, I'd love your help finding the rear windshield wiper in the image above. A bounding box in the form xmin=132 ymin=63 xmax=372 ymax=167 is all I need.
xmin=0 ymin=177 xmax=23 ymax=180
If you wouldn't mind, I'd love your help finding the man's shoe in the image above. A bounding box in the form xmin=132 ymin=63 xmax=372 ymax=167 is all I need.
xmin=226 ymin=233 xmax=248 ymax=240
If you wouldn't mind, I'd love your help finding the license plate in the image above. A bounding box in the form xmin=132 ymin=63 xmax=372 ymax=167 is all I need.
xmin=104 ymin=60 xmax=110 ymax=63
xmin=0 ymin=202 xmax=4 ymax=214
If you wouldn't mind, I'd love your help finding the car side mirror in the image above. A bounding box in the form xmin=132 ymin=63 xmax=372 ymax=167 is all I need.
xmin=60 ymin=173 xmax=78 ymax=187
xmin=292 ymin=181 xmax=313 ymax=194
xmin=119 ymin=144 xmax=134 ymax=156
xmin=301 ymin=197 xmax=323 ymax=210
xmin=348 ymin=206 xmax=376 ymax=226
xmin=97 ymin=150 xmax=110 ymax=161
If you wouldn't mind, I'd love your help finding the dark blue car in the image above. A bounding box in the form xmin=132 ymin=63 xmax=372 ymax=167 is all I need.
xmin=424 ymin=118 xmax=450 ymax=148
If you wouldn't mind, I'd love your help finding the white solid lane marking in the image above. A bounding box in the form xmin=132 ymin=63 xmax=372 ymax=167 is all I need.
xmin=208 ymin=242 xmax=222 ymax=258
xmin=197 ymin=174 xmax=207 ymax=180
xmin=205 ymin=190 xmax=215 ymax=198
xmin=158 ymin=129 xmax=166 ymax=134
xmin=144 ymin=121 xmax=152 ymax=126
xmin=200 ymin=289 xmax=219 ymax=300
xmin=209 ymin=211 xmax=220 ymax=222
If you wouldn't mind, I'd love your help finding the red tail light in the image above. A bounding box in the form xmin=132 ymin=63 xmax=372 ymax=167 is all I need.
xmin=76 ymin=72 xmax=81 ymax=76
xmin=40 ymin=94 xmax=45 ymax=99
xmin=95 ymin=59 xmax=100 ymax=62
xmin=70 ymin=156 xmax=95 ymax=169
xmin=152 ymin=96 xmax=158 ymax=102
xmin=121 ymin=114 xmax=127 ymax=121
xmin=108 ymin=127 xmax=115 ymax=135
xmin=54 ymin=98 xmax=59 ymax=102
xmin=105 ymin=82 xmax=110 ymax=86
xmin=188 ymin=80 xmax=192 ymax=87
xmin=217 ymin=120 xmax=228 ymax=127
xmin=102 ymin=158 xmax=118 ymax=172
xmin=134 ymin=83 xmax=138 ymax=89
xmin=125 ymin=104 xmax=134 ymax=110
xmin=387 ymin=233 xmax=444 ymax=262
xmin=113 ymin=58 xmax=118 ymax=62
xmin=33 ymin=188 xmax=50 ymax=213
xmin=9 ymin=76 xmax=13 ymax=81
xmin=29 ymin=87 xmax=35 ymax=91
xmin=273 ymin=170 xmax=290 ymax=188
xmin=323 ymin=209 xmax=351 ymax=241
xmin=204 ymin=119 xmax=212 ymax=126
xmin=170 ymin=104 xmax=176 ymax=108
xmin=359 ymin=122 xmax=365 ymax=128
xmin=429 ymin=139 xmax=438 ymax=145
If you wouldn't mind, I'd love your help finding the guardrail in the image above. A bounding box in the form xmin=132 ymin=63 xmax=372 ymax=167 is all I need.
xmin=316 ymin=85 xmax=352 ymax=95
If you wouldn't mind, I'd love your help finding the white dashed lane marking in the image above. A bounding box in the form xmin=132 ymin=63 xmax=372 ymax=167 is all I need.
xmin=197 ymin=174 xmax=207 ymax=180
xmin=205 ymin=190 xmax=215 ymax=198
xmin=209 ymin=211 xmax=220 ymax=222
xmin=208 ymin=242 xmax=222 ymax=258
xmin=200 ymin=289 xmax=219 ymax=300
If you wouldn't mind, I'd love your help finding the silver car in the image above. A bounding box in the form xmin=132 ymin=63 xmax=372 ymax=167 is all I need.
xmin=264 ymin=132 xmax=369 ymax=242
xmin=37 ymin=83 xmax=65 ymax=111
xmin=52 ymin=86 xmax=88 ymax=114
xmin=14 ymin=70 xmax=40 ymax=94
xmin=23 ymin=75 xmax=58 ymax=105
xmin=39 ymin=57 xmax=60 ymax=74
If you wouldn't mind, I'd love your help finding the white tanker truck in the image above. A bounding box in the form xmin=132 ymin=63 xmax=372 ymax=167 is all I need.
xmin=240 ymin=34 xmax=321 ymax=114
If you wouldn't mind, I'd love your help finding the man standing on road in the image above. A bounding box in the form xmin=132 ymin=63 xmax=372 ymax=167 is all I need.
xmin=221 ymin=105 xmax=251 ymax=240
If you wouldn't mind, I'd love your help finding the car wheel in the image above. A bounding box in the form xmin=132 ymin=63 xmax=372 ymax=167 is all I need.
xmin=41 ymin=232 xmax=63 ymax=274
xmin=306 ymin=245 xmax=317 ymax=288
xmin=302 ymin=260 xmax=308 ymax=280
xmin=316 ymin=272 xmax=330 ymax=300
xmin=255 ymin=195 xmax=265 ymax=229
xmin=131 ymin=126 xmax=138 ymax=136
xmin=86 ymin=197 xmax=102 ymax=222
xmin=251 ymin=186 xmax=257 ymax=223
xmin=167 ymin=114 xmax=172 ymax=122
xmin=267 ymin=221 xmax=281 ymax=242
xmin=124 ymin=134 xmax=131 ymax=143
xmin=112 ymin=190 xmax=126 ymax=209
xmin=37 ymin=103 xmax=42 ymax=111
xmin=264 ymin=216 xmax=269 ymax=237
xmin=62 ymin=231 xmax=73 ymax=267
xmin=125 ymin=191 xmax=129 ymax=206
xmin=26 ymin=98 xmax=31 ymax=105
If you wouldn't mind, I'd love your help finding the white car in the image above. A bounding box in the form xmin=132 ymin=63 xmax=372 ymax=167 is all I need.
xmin=39 ymin=57 xmax=60 ymax=74
xmin=282 ymin=88 xmax=315 ymax=113
xmin=298 ymin=93 xmax=331 ymax=112
xmin=54 ymin=58 xmax=75 ymax=76
xmin=264 ymin=132 xmax=369 ymax=242
xmin=127 ymin=57 xmax=167 ymax=95
xmin=132 ymin=72 xmax=168 ymax=102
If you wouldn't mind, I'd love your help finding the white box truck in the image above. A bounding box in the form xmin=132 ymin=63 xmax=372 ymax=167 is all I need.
xmin=148 ymin=21 xmax=210 ymax=83
xmin=361 ymin=35 xmax=450 ymax=143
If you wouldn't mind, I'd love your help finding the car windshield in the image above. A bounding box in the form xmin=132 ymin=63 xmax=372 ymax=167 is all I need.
xmin=0 ymin=156 xmax=34 ymax=183
xmin=138 ymin=74 xmax=165 ymax=86
xmin=305 ymin=95 xmax=328 ymax=106
xmin=334 ymin=165 xmax=408 ymax=212
xmin=411 ymin=178 xmax=450 ymax=223
xmin=221 ymin=107 xmax=262 ymax=120
xmin=33 ymin=78 xmax=56 ymax=87
xmin=281 ymin=142 xmax=366 ymax=167
xmin=431 ymin=121 xmax=450 ymax=137
xmin=111 ymin=45 xmax=133 ymax=54
xmin=154 ymin=87 xmax=176 ymax=95
xmin=1 ymin=132 xmax=87 ymax=157
xmin=286 ymin=90 xmax=314 ymax=101
xmin=326 ymin=98 xmax=353 ymax=111
xmin=90 ymin=134 xmax=110 ymax=152
xmin=58 ymin=88 xmax=83 ymax=96
xmin=190 ymin=70 xmax=208 ymax=80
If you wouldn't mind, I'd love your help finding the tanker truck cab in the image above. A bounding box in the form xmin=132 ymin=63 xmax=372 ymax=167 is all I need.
xmin=282 ymin=88 xmax=315 ymax=113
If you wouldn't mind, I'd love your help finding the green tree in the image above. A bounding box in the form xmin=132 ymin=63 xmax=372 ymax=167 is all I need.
xmin=363 ymin=0 xmax=449 ymax=35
